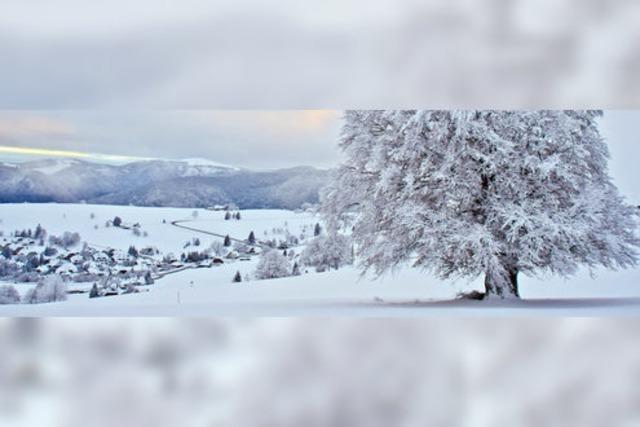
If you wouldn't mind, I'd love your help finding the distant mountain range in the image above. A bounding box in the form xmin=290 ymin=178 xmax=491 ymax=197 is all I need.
xmin=0 ymin=158 xmax=330 ymax=209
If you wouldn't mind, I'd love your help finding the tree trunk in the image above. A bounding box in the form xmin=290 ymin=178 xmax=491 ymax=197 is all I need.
xmin=483 ymin=269 xmax=520 ymax=299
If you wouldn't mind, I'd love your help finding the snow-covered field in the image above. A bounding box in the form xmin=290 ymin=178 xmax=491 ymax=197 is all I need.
xmin=1 ymin=203 xmax=639 ymax=316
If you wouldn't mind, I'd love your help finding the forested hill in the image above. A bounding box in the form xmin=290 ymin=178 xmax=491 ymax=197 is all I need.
xmin=0 ymin=158 xmax=329 ymax=209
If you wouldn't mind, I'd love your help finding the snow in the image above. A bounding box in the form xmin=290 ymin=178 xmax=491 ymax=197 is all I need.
xmin=179 ymin=157 xmax=240 ymax=171
xmin=0 ymin=203 xmax=313 ymax=254
xmin=0 ymin=203 xmax=638 ymax=316
xmin=30 ymin=159 xmax=80 ymax=175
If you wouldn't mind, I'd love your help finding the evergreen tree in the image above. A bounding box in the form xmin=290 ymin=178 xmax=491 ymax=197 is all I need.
xmin=128 ymin=245 xmax=138 ymax=258
xmin=248 ymin=231 xmax=256 ymax=245
xmin=314 ymin=223 xmax=322 ymax=236
xmin=34 ymin=224 xmax=46 ymax=240
xmin=144 ymin=271 xmax=154 ymax=285
xmin=292 ymin=262 xmax=301 ymax=276
xmin=323 ymin=110 xmax=639 ymax=299
xmin=1 ymin=246 xmax=12 ymax=259
xmin=232 ymin=270 xmax=242 ymax=283
xmin=225 ymin=212 xmax=231 ymax=221
xmin=113 ymin=216 xmax=122 ymax=227
xmin=224 ymin=235 xmax=232 ymax=247
xmin=89 ymin=283 xmax=100 ymax=298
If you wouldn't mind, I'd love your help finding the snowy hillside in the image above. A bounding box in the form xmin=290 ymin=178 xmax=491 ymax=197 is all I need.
xmin=0 ymin=203 xmax=639 ymax=316
xmin=0 ymin=158 xmax=328 ymax=209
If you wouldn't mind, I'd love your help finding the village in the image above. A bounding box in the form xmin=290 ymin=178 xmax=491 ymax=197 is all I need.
xmin=0 ymin=216 xmax=280 ymax=300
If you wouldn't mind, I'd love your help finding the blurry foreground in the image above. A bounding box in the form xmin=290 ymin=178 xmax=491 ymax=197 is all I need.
xmin=2 ymin=0 xmax=640 ymax=108
xmin=1 ymin=318 xmax=638 ymax=426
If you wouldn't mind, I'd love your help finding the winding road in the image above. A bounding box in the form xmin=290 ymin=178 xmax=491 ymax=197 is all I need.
xmin=171 ymin=219 xmax=269 ymax=249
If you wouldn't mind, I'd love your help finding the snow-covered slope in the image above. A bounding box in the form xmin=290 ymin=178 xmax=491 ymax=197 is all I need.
xmin=1 ymin=203 xmax=639 ymax=316
xmin=21 ymin=158 xmax=83 ymax=175
xmin=178 ymin=157 xmax=241 ymax=175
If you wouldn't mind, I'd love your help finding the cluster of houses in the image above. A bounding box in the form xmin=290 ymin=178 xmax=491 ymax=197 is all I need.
xmin=0 ymin=230 xmax=231 ymax=296
xmin=0 ymin=217 xmax=317 ymax=300
xmin=1 ymin=234 xmax=157 ymax=281
xmin=205 ymin=203 xmax=238 ymax=212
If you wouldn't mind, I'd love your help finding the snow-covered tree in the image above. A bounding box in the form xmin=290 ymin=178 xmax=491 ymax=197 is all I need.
xmin=323 ymin=110 xmax=639 ymax=299
xmin=254 ymin=250 xmax=291 ymax=280
xmin=224 ymin=235 xmax=232 ymax=247
xmin=0 ymin=284 xmax=21 ymax=304
xmin=209 ymin=241 xmax=226 ymax=256
xmin=300 ymin=233 xmax=354 ymax=272
xmin=49 ymin=231 xmax=81 ymax=249
xmin=24 ymin=275 xmax=68 ymax=304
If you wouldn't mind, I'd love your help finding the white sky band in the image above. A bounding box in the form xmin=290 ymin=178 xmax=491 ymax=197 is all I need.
xmin=0 ymin=145 xmax=151 ymax=163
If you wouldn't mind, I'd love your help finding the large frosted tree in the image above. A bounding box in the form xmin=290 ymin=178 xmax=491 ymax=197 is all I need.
xmin=322 ymin=110 xmax=639 ymax=299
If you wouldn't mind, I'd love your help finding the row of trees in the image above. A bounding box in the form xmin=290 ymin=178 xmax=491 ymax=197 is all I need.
xmin=0 ymin=275 xmax=67 ymax=305
xmin=13 ymin=224 xmax=48 ymax=242
xmin=48 ymin=232 xmax=81 ymax=249
xmin=225 ymin=212 xmax=242 ymax=221
xmin=250 ymin=232 xmax=354 ymax=282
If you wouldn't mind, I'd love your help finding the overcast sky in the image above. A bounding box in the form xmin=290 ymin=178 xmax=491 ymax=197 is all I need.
xmin=0 ymin=110 xmax=637 ymax=201
xmin=0 ymin=111 xmax=342 ymax=169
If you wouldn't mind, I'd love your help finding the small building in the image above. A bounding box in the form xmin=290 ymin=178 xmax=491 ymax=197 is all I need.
xmin=206 ymin=204 xmax=230 ymax=211
xmin=69 ymin=254 xmax=84 ymax=265
xmin=56 ymin=262 xmax=78 ymax=275
xmin=93 ymin=252 xmax=111 ymax=263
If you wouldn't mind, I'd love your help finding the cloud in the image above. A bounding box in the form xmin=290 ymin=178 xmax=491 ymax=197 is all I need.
xmin=0 ymin=110 xmax=343 ymax=169
xmin=0 ymin=116 xmax=75 ymax=140
xmin=188 ymin=110 xmax=340 ymax=137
